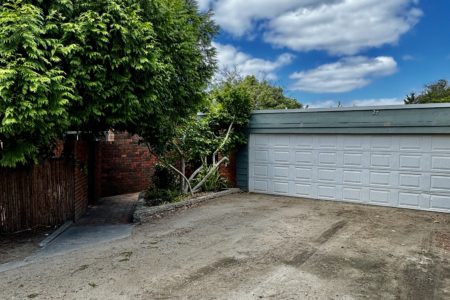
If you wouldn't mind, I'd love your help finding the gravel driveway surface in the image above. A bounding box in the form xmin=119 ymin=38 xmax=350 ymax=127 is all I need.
xmin=1 ymin=193 xmax=450 ymax=299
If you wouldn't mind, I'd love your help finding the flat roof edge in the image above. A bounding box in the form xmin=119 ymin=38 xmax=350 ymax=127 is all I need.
xmin=252 ymin=103 xmax=450 ymax=114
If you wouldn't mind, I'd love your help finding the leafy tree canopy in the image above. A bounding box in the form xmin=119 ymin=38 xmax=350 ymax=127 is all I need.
xmin=0 ymin=0 xmax=217 ymax=167
xmin=404 ymin=79 xmax=450 ymax=104
xmin=213 ymin=72 xmax=301 ymax=110
xmin=239 ymin=75 xmax=302 ymax=110
xmin=155 ymin=79 xmax=253 ymax=194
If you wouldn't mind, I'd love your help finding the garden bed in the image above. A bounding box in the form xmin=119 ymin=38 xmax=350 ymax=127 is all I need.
xmin=133 ymin=188 xmax=241 ymax=223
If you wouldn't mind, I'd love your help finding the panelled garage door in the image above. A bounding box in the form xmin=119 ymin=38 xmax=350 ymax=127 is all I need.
xmin=249 ymin=134 xmax=450 ymax=213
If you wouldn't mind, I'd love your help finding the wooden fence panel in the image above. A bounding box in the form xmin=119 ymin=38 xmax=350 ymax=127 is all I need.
xmin=0 ymin=160 xmax=74 ymax=233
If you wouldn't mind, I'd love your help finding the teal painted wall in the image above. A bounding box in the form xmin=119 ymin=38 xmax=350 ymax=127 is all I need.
xmin=250 ymin=105 xmax=450 ymax=134
xmin=236 ymin=144 xmax=248 ymax=191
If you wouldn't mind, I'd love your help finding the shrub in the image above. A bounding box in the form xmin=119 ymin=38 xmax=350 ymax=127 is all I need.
xmin=151 ymin=163 xmax=179 ymax=190
xmin=145 ymin=163 xmax=180 ymax=206
xmin=193 ymin=166 xmax=228 ymax=192
xmin=145 ymin=188 xmax=181 ymax=207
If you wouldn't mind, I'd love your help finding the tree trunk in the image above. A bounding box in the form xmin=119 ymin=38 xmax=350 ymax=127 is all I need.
xmin=168 ymin=164 xmax=193 ymax=196
xmin=192 ymin=156 xmax=229 ymax=193
xmin=181 ymin=157 xmax=186 ymax=193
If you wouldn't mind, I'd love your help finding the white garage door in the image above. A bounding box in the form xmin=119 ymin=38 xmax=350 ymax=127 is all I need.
xmin=249 ymin=134 xmax=450 ymax=213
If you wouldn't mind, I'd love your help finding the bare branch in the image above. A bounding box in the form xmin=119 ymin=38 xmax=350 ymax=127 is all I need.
xmin=173 ymin=142 xmax=183 ymax=156
xmin=181 ymin=158 xmax=186 ymax=193
xmin=145 ymin=143 xmax=158 ymax=158
xmin=192 ymin=156 xmax=229 ymax=193
xmin=214 ymin=156 xmax=229 ymax=168
xmin=168 ymin=164 xmax=193 ymax=196
xmin=188 ymin=165 xmax=204 ymax=182
xmin=213 ymin=121 xmax=234 ymax=159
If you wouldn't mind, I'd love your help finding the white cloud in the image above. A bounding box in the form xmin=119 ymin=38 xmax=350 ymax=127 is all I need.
xmin=290 ymin=56 xmax=398 ymax=93
xmin=207 ymin=0 xmax=336 ymax=37
xmin=265 ymin=0 xmax=422 ymax=55
xmin=204 ymin=0 xmax=422 ymax=55
xmin=307 ymin=98 xmax=403 ymax=108
xmin=402 ymin=54 xmax=415 ymax=61
xmin=213 ymin=42 xmax=294 ymax=80
xmin=306 ymin=100 xmax=340 ymax=108
xmin=351 ymin=98 xmax=404 ymax=106
xmin=197 ymin=0 xmax=212 ymax=11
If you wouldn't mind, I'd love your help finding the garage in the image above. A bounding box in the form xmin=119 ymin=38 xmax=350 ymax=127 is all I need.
xmin=237 ymin=104 xmax=450 ymax=213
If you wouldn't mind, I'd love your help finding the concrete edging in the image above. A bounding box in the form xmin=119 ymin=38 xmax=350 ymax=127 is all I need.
xmin=38 ymin=221 xmax=73 ymax=248
xmin=133 ymin=188 xmax=241 ymax=224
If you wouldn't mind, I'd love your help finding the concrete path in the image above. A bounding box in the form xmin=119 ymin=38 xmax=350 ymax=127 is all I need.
xmin=0 ymin=193 xmax=139 ymax=273
xmin=32 ymin=224 xmax=134 ymax=259
xmin=77 ymin=193 xmax=139 ymax=225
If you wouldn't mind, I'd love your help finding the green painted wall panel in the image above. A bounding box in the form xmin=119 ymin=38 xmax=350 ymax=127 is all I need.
xmin=250 ymin=106 xmax=450 ymax=133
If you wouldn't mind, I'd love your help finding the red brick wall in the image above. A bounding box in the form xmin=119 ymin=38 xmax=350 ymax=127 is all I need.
xmin=219 ymin=152 xmax=237 ymax=187
xmin=63 ymin=131 xmax=234 ymax=207
xmin=65 ymin=140 xmax=89 ymax=220
xmin=95 ymin=132 xmax=156 ymax=197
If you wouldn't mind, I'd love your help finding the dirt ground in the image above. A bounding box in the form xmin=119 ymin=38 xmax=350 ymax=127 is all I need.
xmin=1 ymin=193 xmax=450 ymax=300
xmin=0 ymin=227 xmax=53 ymax=265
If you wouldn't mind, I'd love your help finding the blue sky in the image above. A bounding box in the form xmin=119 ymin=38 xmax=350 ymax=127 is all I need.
xmin=199 ymin=0 xmax=450 ymax=107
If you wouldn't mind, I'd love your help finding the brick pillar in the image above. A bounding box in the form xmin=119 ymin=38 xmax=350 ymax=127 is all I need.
xmin=94 ymin=141 xmax=103 ymax=200
xmin=65 ymin=139 xmax=89 ymax=221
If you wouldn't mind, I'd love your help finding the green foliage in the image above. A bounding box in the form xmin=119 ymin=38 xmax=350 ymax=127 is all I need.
xmin=145 ymin=163 xmax=180 ymax=206
xmin=171 ymin=79 xmax=253 ymax=163
xmin=193 ymin=166 xmax=228 ymax=192
xmin=131 ymin=0 xmax=218 ymax=154
xmin=155 ymin=78 xmax=252 ymax=194
xmin=171 ymin=74 xmax=294 ymax=164
xmin=206 ymin=79 xmax=253 ymax=152
xmin=214 ymin=75 xmax=301 ymax=110
xmin=150 ymin=163 xmax=179 ymax=190
xmin=404 ymin=79 xmax=450 ymax=104
xmin=0 ymin=1 xmax=74 ymax=166
xmin=145 ymin=188 xmax=180 ymax=206
xmin=0 ymin=0 xmax=217 ymax=167
xmin=240 ymin=76 xmax=302 ymax=110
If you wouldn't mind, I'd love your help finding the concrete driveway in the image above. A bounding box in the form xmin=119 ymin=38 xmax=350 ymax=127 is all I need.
xmin=1 ymin=193 xmax=450 ymax=299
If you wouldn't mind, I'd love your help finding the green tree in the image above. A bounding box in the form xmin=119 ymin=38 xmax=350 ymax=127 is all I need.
xmin=214 ymin=73 xmax=301 ymax=110
xmin=240 ymin=76 xmax=302 ymax=110
xmin=404 ymin=79 xmax=450 ymax=104
xmin=0 ymin=1 xmax=75 ymax=167
xmin=0 ymin=0 xmax=217 ymax=167
xmin=156 ymin=80 xmax=252 ymax=194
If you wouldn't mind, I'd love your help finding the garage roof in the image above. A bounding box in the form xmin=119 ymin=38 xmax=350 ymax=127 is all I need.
xmin=249 ymin=104 xmax=450 ymax=134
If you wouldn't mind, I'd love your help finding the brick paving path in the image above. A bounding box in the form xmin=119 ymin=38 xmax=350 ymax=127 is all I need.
xmin=76 ymin=193 xmax=139 ymax=225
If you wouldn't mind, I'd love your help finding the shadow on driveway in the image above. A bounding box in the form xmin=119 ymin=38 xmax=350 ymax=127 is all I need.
xmin=0 ymin=193 xmax=139 ymax=273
